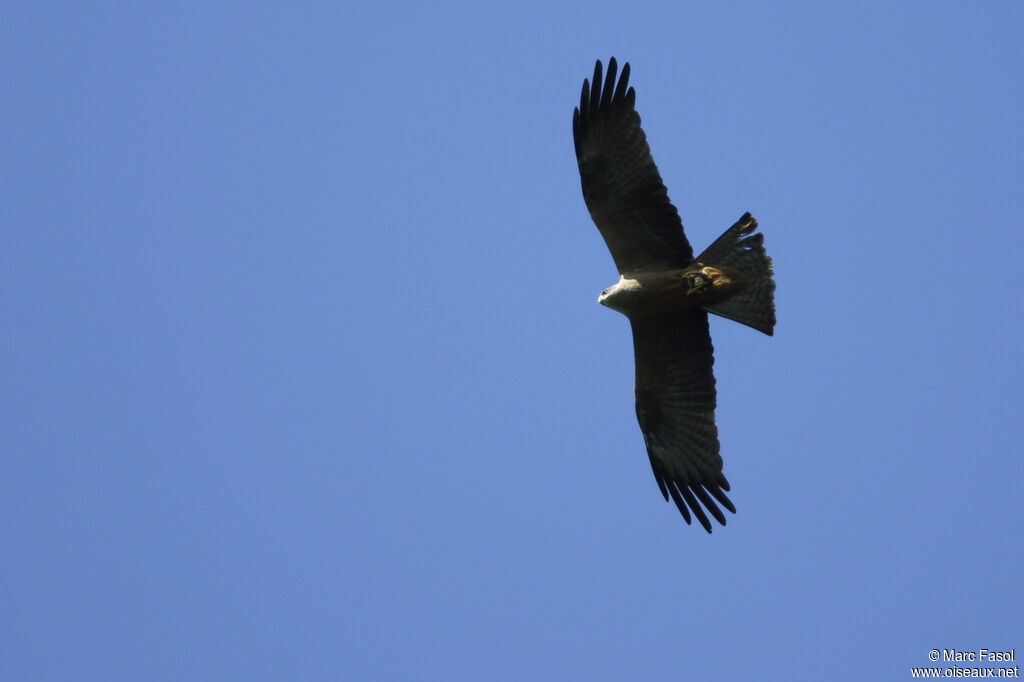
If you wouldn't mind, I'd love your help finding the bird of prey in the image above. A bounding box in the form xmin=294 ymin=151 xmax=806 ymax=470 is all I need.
xmin=572 ymin=58 xmax=776 ymax=533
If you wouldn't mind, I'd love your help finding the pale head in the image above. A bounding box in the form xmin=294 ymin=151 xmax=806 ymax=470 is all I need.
xmin=598 ymin=276 xmax=642 ymax=314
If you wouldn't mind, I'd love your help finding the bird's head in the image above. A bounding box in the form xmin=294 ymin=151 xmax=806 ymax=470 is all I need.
xmin=598 ymin=276 xmax=641 ymax=314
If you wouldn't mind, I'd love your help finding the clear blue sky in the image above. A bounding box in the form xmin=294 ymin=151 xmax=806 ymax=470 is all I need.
xmin=3 ymin=2 xmax=1022 ymax=680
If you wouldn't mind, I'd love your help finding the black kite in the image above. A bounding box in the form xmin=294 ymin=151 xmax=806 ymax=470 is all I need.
xmin=573 ymin=58 xmax=776 ymax=532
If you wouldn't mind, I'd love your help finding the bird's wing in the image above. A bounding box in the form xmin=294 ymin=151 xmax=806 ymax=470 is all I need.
xmin=573 ymin=58 xmax=693 ymax=274
xmin=630 ymin=311 xmax=736 ymax=532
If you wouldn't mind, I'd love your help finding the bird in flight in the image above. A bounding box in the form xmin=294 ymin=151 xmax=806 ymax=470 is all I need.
xmin=572 ymin=58 xmax=776 ymax=533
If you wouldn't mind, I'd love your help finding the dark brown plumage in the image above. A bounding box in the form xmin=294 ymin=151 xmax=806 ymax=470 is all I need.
xmin=573 ymin=58 xmax=776 ymax=533
xmin=573 ymin=59 xmax=693 ymax=273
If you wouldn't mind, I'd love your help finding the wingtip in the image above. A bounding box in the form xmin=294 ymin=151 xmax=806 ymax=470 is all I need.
xmin=662 ymin=476 xmax=736 ymax=533
xmin=577 ymin=58 xmax=634 ymax=126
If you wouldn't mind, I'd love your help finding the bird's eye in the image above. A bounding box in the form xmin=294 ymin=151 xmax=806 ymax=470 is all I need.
xmin=693 ymin=276 xmax=704 ymax=286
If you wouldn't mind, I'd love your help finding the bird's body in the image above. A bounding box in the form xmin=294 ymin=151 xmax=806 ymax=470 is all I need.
xmin=599 ymin=264 xmax=748 ymax=317
xmin=573 ymin=58 xmax=776 ymax=533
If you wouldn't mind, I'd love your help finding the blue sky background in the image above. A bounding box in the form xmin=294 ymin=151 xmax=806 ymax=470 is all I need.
xmin=3 ymin=2 xmax=1022 ymax=680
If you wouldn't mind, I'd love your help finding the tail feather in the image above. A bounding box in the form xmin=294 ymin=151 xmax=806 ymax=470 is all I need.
xmin=698 ymin=213 xmax=776 ymax=336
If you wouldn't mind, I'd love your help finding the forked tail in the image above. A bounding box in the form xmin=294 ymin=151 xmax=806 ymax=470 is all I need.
xmin=697 ymin=213 xmax=776 ymax=336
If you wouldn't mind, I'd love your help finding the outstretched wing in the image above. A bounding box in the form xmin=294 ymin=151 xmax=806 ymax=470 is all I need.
xmin=630 ymin=311 xmax=736 ymax=532
xmin=573 ymin=58 xmax=693 ymax=274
